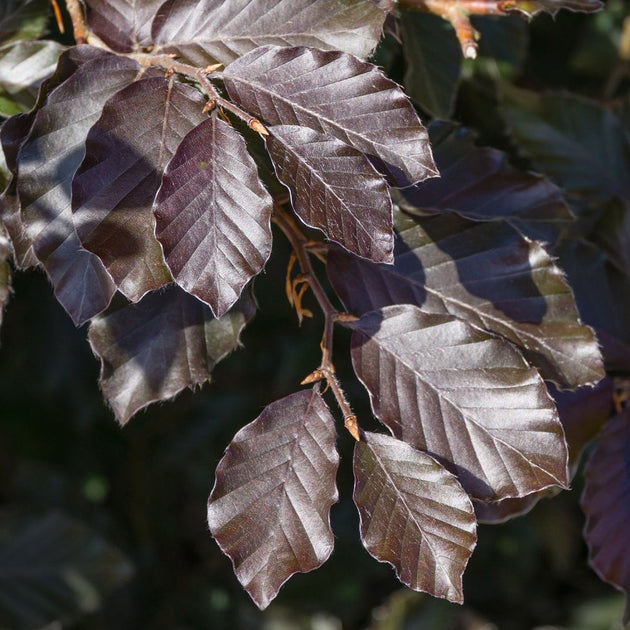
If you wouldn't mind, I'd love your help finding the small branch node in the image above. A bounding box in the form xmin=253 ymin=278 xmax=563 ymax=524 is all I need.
xmin=344 ymin=415 xmax=361 ymax=441
xmin=249 ymin=118 xmax=269 ymax=136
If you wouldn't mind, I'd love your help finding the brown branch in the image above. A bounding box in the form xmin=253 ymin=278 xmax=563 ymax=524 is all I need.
xmin=64 ymin=0 xmax=88 ymax=44
xmin=273 ymin=206 xmax=361 ymax=441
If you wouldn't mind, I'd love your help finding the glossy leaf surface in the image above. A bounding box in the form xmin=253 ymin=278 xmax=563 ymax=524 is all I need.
xmin=155 ymin=115 xmax=273 ymax=317
xmin=267 ymin=125 xmax=393 ymax=263
xmin=208 ymin=388 xmax=339 ymax=610
xmin=224 ymin=45 xmax=437 ymax=187
xmin=351 ymin=305 xmax=569 ymax=501
xmin=353 ymin=432 xmax=476 ymax=603
xmin=72 ymin=76 xmax=207 ymax=302
xmin=581 ymin=408 xmax=630 ymax=624
xmin=17 ymin=53 xmax=141 ymax=324
xmin=88 ymin=285 xmax=256 ymax=424
xmin=329 ymin=211 xmax=604 ymax=389
xmin=152 ymin=0 xmax=385 ymax=65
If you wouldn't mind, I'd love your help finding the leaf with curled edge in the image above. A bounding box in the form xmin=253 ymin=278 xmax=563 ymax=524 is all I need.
xmin=581 ymin=407 xmax=630 ymax=626
xmin=85 ymin=0 xmax=163 ymax=52
xmin=154 ymin=115 xmax=272 ymax=318
xmin=329 ymin=210 xmax=604 ymax=389
xmin=151 ymin=0 xmax=385 ymax=66
xmin=207 ymin=388 xmax=339 ymax=610
xmin=88 ymin=284 xmax=256 ymax=424
xmin=223 ymin=45 xmax=437 ymax=187
xmin=351 ymin=304 xmax=569 ymax=501
xmin=16 ymin=53 xmax=142 ymax=324
xmin=72 ymin=76 xmax=207 ymax=303
xmin=267 ymin=125 xmax=393 ymax=263
xmin=499 ymin=0 xmax=603 ymax=18
xmin=353 ymin=431 xmax=476 ymax=603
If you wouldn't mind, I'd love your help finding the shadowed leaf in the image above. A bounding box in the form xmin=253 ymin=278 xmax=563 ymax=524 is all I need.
xmin=581 ymin=407 xmax=630 ymax=625
xmin=0 ymin=0 xmax=50 ymax=44
xmin=351 ymin=305 xmax=569 ymax=501
xmin=72 ymin=76 xmax=207 ymax=302
xmin=0 ymin=512 xmax=133 ymax=629
xmin=0 ymin=223 xmax=9 ymax=333
xmin=85 ymin=0 xmax=163 ymax=52
xmin=353 ymin=432 xmax=476 ymax=603
xmin=267 ymin=125 xmax=393 ymax=263
xmin=16 ymin=53 xmax=142 ymax=324
xmin=154 ymin=115 xmax=273 ymax=317
xmin=329 ymin=210 xmax=604 ymax=389
xmin=0 ymin=40 xmax=66 ymax=116
xmin=223 ymin=45 xmax=437 ymax=187
xmin=208 ymin=388 xmax=339 ymax=610
xmin=151 ymin=0 xmax=385 ymax=65
xmin=88 ymin=284 xmax=256 ymax=424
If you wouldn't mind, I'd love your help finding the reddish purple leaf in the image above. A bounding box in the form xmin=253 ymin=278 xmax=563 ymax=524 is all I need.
xmin=329 ymin=210 xmax=604 ymax=389
xmin=208 ymin=388 xmax=339 ymax=609
xmin=581 ymin=407 xmax=630 ymax=624
xmin=88 ymin=284 xmax=255 ymax=424
xmin=154 ymin=115 xmax=272 ymax=317
xmin=72 ymin=77 xmax=207 ymax=302
xmin=151 ymin=0 xmax=385 ymax=65
xmin=353 ymin=431 xmax=476 ymax=603
xmin=267 ymin=125 xmax=393 ymax=263
xmin=223 ymin=45 xmax=437 ymax=187
xmin=351 ymin=305 xmax=569 ymax=501
xmin=16 ymin=52 xmax=142 ymax=324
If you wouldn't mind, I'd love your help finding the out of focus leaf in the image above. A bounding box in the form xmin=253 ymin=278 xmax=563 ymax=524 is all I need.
xmin=0 ymin=512 xmax=133 ymax=629
xmin=88 ymin=284 xmax=256 ymax=424
xmin=353 ymin=432 xmax=476 ymax=603
xmin=208 ymin=388 xmax=338 ymax=609
xmin=17 ymin=53 xmax=141 ymax=324
xmin=223 ymin=45 xmax=438 ymax=187
xmin=73 ymin=77 xmax=207 ymax=303
xmin=329 ymin=210 xmax=604 ymax=389
xmin=500 ymin=0 xmax=603 ymax=17
xmin=581 ymin=407 xmax=630 ymax=626
xmin=0 ymin=41 xmax=66 ymax=116
xmin=155 ymin=115 xmax=272 ymax=317
xmin=0 ymin=0 xmax=50 ymax=45
xmin=351 ymin=305 xmax=569 ymax=501
xmin=267 ymin=125 xmax=393 ymax=263
xmin=400 ymin=12 xmax=461 ymax=119
xmin=151 ymin=0 xmax=386 ymax=65
xmin=474 ymin=15 xmax=529 ymax=66
xmin=0 ymin=222 xmax=9 ymax=333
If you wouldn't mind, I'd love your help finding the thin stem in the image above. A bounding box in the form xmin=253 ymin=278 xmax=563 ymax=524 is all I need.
xmin=273 ymin=206 xmax=361 ymax=441
xmin=64 ymin=0 xmax=87 ymax=44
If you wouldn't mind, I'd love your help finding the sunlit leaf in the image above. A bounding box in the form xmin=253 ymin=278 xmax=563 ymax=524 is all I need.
xmin=0 ymin=0 xmax=50 ymax=45
xmin=351 ymin=305 xmax=569 ymax=501
xmin=329 ymin=210 xmax=604 ymax=389
xmin=0 ymin=40 xmax=66 ymax=116
xmin=500 ymin=0 xmax=603 ymax=18
xmin=0 ymin=512 xmax=133 ymax=629
xmin=208 ymin=388 xmax=339 ymax=609
xmin=17 ymin=53 xmax=142 ymax=324
xmin=72 ymin=76 xmax=207 ymax=303
xmin=88 ymin=284 xmax=256 ymax=424
xmin=267 ymin=124 xmax=393 ymax=263
xmin=154 ymin=114 xmax=272 ymax=317
xmin=151 ymin=0 xmax=386 ymax=65
xmin=581 ymin=407 xmax=630 ymax=625
xmin=353 ymin=431 xmax=476 ymax=603
xmin=223 ymin=45 xmax=437 ymax=187
xmin=85 ymin=0 xmax=163 ymax=52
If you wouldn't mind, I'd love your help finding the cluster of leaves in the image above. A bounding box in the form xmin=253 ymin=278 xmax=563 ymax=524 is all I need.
xmin=1 ymin=0 xmax=629 ymax=624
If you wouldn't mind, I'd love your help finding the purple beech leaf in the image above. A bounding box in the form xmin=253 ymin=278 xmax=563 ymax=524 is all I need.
xmin=350 ymin=304 xmax=569 ymax=501
xmin=154 ymin=115 xmax=272 ymax=318
xmin=151 ymin=0 xmax=386 ymax=65
xmin=223 ymin=45 xmax=437 ymax=187
xmin=16 ymin=53 xmax=143 ymax=324
xmin=400 ymin=121 xmax=574 ymax=243
xmin=72 ymin=76 xmax=207 ymax=303
xmin=329 ymin=210 xmax=604 ymax=389
xmin=85 ymin=0 xmax=163 ymax=53
xmin=266 ymin=125 xmax=393 ymax=263
xmin=207 ymin=388 xmax=339 ymax=610
xmin=581 ymin=407 xmax=630 ymax=625
xmin=353 ymin=431 xmax=476 ymax=603
xmin=0 ymin=223 xmax=9 ymax=333
xmin=88 ymin=284 xmax=256 ymax=424
xmin=500 ymin=0 xmax=603 ymax=18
